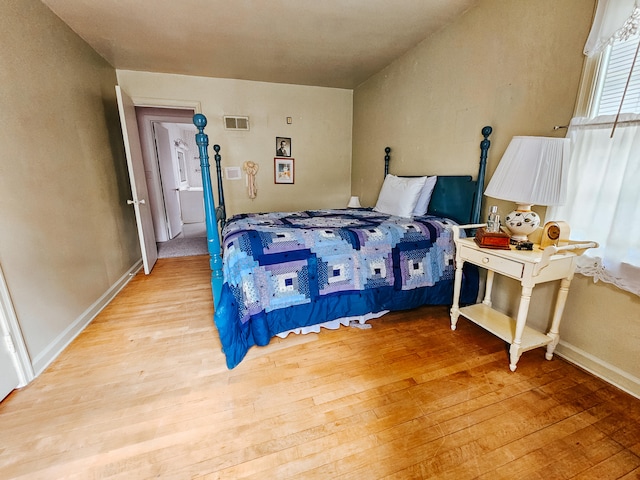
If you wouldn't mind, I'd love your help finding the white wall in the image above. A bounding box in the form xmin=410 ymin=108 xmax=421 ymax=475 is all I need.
xmin=116 ymin=71 xmax=354 ymax=217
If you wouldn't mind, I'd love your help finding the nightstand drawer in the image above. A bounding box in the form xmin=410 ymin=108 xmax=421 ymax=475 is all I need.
xmin=460 ymin=245 xmax=525 ymax=278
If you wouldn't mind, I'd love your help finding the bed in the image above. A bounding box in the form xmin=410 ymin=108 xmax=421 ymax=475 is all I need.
xmin=194 ymin=114 xmax=492 ymax=368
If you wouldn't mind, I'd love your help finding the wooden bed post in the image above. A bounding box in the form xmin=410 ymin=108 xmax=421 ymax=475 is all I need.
xmin=384 ymin=146 xmax=391 ymax=177
xmin=193 ymin=113 xmax=223 ymax=307
xmin=212 ymin=145 xmax=227 ymax=232
xmin=471 ymin=126 xmax=492 ymax=224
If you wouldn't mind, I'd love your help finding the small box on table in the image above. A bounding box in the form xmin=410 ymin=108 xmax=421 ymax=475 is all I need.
xmin=474 ymin=227 xmax=511 ymax=249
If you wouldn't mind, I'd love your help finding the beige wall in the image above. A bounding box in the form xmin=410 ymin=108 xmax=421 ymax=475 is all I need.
xmin=353 ymin=0 xmax=640 ymax=395
xmin=353 ymin=0 xmax=591 ymax=207
xmin=116 ymin=71 xmax=353 ymax=217
xmin=0 ymin=0 xmax=140 ymax=373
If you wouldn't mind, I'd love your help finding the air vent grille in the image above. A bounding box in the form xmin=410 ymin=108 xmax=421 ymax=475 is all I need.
xmin=223 ymin=115 xmax=250 ymax=130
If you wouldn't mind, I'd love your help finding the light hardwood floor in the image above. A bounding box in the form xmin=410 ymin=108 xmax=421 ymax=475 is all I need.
xmin=1 ymin=256 xmax=639 ymax=479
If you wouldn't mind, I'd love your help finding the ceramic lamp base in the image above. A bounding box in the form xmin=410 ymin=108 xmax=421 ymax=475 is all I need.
xmin=504 ymin=204 xmax=540 ymax=242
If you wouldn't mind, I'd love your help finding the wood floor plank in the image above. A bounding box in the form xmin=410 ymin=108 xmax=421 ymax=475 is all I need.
xmin=1 ymin=255 xmax=639 ymax=479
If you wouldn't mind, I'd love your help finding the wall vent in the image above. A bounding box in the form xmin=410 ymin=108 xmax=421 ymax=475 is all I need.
xmin=223 ymin=115 xmax=250 ymax=131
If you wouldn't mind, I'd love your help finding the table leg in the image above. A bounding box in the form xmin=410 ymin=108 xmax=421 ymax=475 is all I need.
xmin=509 ymin=284 xmax=533 ymax=372
xmin=450 ymin=257 xmax=464 ymax=330
xmin=482 ymin=270 xmax=495 ymax=307
xmin=545 ymin=277 xmax=572 ymax=360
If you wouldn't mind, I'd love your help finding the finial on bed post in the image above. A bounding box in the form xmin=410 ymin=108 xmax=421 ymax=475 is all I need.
xmin=384 ymin=147 xmax=391 ymax=178
xmin=212 ymin=144 xmax=226 ymax=231
xmin=470 ymin=126 xmax=493 ymax=224
xmin=194 ymin=113 xmax=223 ymax=308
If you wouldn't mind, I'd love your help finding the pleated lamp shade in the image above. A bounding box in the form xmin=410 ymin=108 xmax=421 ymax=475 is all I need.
xmin=484 ymin=136 xmax=570 ymax=242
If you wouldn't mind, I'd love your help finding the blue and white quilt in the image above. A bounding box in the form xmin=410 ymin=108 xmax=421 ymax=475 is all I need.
xmin=214 ymin=209 xmax=478 ymax=368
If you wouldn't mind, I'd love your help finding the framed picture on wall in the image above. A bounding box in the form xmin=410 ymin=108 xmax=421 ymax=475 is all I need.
xmin=274 ymin=157 xmax=294 ymax=184
xmin=276 ymin=137 xmax=291 ymax=157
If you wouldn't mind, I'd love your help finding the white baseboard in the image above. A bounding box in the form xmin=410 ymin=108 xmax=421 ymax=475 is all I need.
xmin=31 ymin=260 xmax=143 ymax=376
xmin=555 ymin=340 xmax=640 ymax=400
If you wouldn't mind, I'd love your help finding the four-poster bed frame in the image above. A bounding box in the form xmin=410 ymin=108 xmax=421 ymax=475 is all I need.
xmin=194 ymin=112 xmax=492 ymax=367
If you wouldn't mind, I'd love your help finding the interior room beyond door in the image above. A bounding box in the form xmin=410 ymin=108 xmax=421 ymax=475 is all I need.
xmin=153 ymin=123 xmax=183 ymax=239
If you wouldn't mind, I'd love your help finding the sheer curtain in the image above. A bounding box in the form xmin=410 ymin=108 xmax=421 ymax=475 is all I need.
xmin=547 ymin=114 xmax=640 ymax=296
xmin=584 ymin=0 xmax=639 ymax=55
xmin=546 ymin=0 xmax=640 ymax=297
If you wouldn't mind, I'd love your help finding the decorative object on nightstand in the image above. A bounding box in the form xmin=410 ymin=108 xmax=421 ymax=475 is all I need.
xmin=484 ymin=136 xmax=570 ymax=244
xmin=347 ymin=196 xmax=362 ymax=208
xmin=486 ymin=205 xmax=501 ymax=232
xmin=540 ymin=220 xmax=570 ymax=248
xmin=474 ymin=227 xmax=511 ymax=249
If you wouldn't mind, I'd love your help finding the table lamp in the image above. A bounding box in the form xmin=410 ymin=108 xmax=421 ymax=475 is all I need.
xmin=484 ymin=136 xmax=570 ymax=243
xmin=347 ymin=196 xmax=362 ymax=208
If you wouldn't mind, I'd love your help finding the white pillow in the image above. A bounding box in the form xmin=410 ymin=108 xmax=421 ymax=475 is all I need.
xmin=412 ymin=176 xmax=438 ymax=216
xmin=374 ymin=174 xmax=427 ymax=217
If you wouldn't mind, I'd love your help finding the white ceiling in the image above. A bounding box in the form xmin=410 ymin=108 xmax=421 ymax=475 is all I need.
xmin=41 ymin=0 xmax=479 ymax=89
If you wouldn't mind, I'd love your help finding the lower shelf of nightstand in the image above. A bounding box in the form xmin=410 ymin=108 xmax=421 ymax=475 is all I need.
xmin=458 ymin=303 xmax=552 ymax=352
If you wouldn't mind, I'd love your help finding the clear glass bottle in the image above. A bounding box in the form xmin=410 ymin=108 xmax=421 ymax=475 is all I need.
xmin=487 ymin=205 xmax=500 ymax=232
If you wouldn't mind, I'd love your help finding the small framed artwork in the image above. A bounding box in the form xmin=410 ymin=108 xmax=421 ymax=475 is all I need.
xmin=274 ymin=157 xmax=294 ymax=184
xmin=276 ymin=137 xmax=291 ymax=157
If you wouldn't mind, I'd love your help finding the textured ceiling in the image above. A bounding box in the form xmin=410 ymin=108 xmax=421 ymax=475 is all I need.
xmin=41 ymin=0 xmax=478 ymax=89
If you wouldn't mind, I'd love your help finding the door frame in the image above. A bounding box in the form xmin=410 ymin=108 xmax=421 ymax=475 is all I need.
xmin=115 ymin=93 xmax=201 ymax=275
xmin=135 ymin=106 xmax=200 ymax=243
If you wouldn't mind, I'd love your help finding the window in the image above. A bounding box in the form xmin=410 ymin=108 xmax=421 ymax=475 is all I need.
xmin=592 ymin=35 xmax=640 ymax=117
xmin=548 ymin=32 xmax=640 ymax=297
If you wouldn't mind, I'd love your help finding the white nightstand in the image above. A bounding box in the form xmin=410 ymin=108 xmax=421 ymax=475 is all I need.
xmin=450 ymin=224 xmax=597 ymax=371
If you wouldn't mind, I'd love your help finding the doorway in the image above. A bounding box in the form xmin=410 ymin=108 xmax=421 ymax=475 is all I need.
xmin=135 ymin=108 xmax=208 ymax=258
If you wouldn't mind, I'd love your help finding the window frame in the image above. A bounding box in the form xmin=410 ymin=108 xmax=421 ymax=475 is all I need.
xmin=577 ymin=34 xmax=640 ymax=119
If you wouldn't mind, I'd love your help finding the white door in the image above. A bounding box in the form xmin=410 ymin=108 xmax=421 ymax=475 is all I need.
xmin=0 ymin=324 xmax=20 ymax=402
xmin=115 ymin=86 xmax=158 ymax=274
xmin=153 ymin=123 xmax=183 ymax=239
xmin=0 ymin=264 xmax=31 ymax=402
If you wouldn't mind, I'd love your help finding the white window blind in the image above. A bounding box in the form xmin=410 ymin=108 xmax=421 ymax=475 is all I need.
xmin=595 ymin=34 xmax=640 ymax=116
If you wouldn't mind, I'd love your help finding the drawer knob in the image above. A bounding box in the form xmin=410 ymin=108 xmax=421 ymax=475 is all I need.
xmin=482 ymin=257 xmax=490 ymax=264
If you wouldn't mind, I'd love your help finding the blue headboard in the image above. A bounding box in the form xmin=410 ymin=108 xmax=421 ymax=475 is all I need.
xmin=384 ymin=125 xmax=492 ymax=225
